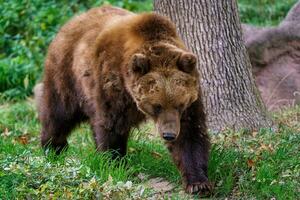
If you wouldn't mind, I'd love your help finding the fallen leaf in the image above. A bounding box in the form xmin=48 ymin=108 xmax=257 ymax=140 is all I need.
xmin=259 ymin=143 xmax=274 ymax=153
xmin=151 ymin=151 xmax=162 ymax=159
xmin=231 ymin=135 xmax=238 ymax=142
xmin=18 ymin=135 xmax=29 ymax=145
xmin=247 ymin=159 xmax=255 ymax=168
xmin=148 ymin=177 xmax=175 ymax=192
xmin=64 ymin=188 xmax=72 ymax=199
xmin=252 ymin=131 xmax=258 ymax=137
xmin=137 ymin=173 xmax=147 ymax=181
xmin=3 ymin=128 xmax=10 ymax=137
xmin=128 ymin=147 xmax=136 ymax=153
xmin=124 ymin=181 xmax=132 ymax=189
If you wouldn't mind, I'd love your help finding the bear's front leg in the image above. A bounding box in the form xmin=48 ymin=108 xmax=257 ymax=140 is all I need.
xmin=167 ymin=100 xmax=212 ymax=195
xmin=167 ymin=133 xmax=212 ymax=195
xmin=91 ymin=123 xmax=130 ymax=158
xmin=91 ymin=113 xmax=131 ymax=158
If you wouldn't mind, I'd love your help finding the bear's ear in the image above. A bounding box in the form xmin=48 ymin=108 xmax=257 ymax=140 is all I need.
xmin=130 ymin=53 xmax=150 ymax=75
xmin=177 ymin=53 xmax=197 ymax=73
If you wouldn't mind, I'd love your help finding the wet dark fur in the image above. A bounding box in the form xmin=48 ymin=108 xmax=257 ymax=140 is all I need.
xmin=38 ymin=6 xmax=211 ymax=194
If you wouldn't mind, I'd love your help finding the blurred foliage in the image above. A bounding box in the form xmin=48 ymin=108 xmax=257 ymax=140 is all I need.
xmin=0 ymin=0 xmax=297 ymax=101
xmin=238 ymin=0 xmax=298 ymax=25
xmin=0 ymin=0 xmax=152 ymax=101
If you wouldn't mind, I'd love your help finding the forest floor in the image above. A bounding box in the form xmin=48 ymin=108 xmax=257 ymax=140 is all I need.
xmin=0 ymin=100 xmax=299 ymax=199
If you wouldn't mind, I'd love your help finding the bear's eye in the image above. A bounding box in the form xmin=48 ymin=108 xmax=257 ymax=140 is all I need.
xmin=153 ymin=104 xmax=163 ymax=116
xmin=176 ymin=104 xmax=185 ymax=113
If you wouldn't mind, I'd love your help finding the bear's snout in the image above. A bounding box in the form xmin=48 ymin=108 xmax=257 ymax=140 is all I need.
xmin=156 ymin=110 xmax=180 ymax=142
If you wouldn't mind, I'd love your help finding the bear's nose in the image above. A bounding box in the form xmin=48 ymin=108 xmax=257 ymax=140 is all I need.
xmin=162 ymin=132 xmax=176 ymax=141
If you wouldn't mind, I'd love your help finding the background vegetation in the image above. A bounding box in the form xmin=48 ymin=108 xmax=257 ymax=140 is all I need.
xmin=0 ymin=0 xmax=298 ymax=101
xmin=0 ymin=0 xmax=299 ymax=199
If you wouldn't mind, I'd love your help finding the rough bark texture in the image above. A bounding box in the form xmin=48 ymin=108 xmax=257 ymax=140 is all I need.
xmin=242 ymin=1 xmax=300 ymax=111
xmin=154 ymin=0 xmax=273 ymax=133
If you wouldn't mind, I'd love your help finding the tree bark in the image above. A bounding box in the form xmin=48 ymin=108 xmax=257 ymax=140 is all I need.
xmin=154 ymin=0 xmax=274 ymax=133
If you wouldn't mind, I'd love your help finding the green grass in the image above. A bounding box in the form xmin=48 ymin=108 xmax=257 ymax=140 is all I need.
xmin=0 ymin=101 xmax=299 ymax=199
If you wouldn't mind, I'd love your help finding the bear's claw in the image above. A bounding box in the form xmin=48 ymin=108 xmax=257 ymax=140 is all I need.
xmin=186 ymin=181 xmax=213 ymax=196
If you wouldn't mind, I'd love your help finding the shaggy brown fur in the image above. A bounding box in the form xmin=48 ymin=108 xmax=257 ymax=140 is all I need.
xmin=37 ymin=6 xmax=211 ymax=194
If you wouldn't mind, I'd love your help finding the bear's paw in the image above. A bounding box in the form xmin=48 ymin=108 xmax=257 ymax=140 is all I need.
xmin=186 ymin=181 xmax=213 ymax=196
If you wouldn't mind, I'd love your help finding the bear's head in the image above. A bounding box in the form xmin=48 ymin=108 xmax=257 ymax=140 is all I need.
xmin=127 ymin=43 xmax=199 ymax=142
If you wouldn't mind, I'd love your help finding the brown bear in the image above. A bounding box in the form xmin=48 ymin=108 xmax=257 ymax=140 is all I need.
xmin=36 ymin=6 xmax=211 ymax=194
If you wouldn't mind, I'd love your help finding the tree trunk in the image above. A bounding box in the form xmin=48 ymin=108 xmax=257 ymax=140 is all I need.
xmin=154 ymin=0 xmax=274 ymax=133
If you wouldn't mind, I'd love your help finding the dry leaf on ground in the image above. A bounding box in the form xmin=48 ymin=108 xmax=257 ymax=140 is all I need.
xmin=147 ymin=177 xmax=175 ymax=193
